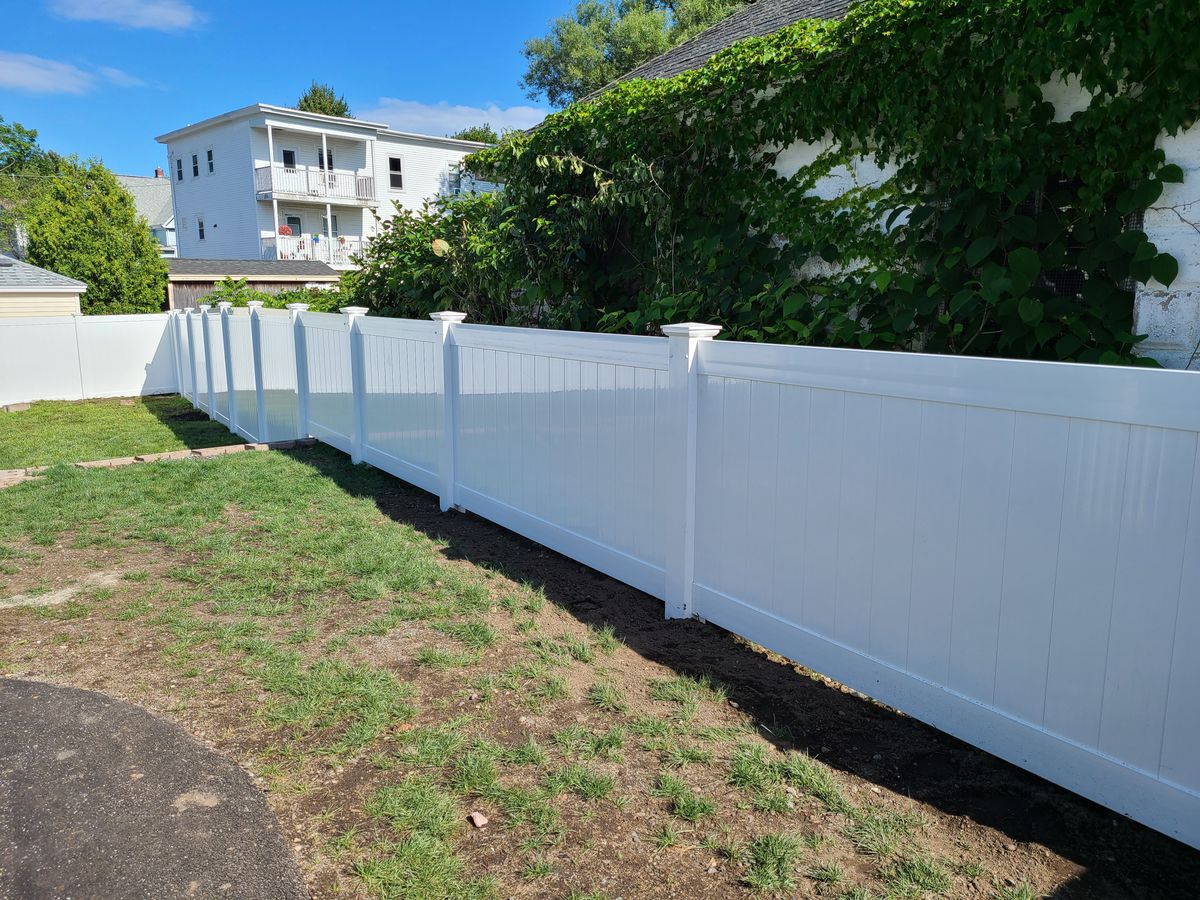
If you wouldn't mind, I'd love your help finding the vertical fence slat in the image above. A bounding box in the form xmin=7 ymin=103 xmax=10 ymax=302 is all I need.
xmin=342 ymin=306 xmax=369 ymax=463
xmin=199 ymin=305 xmax=216 ymax=417
xmin=288 ymin=303 xmax=310 ymax=440
xmin=248 ymin=302 xmax=268 ymax=443
xmin=218 ymin=302 xmax=237 ymax=437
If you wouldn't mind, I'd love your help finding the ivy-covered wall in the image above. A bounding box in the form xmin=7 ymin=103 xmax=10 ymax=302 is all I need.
xmin=349 ymin=0 xmax=1200 ymax=367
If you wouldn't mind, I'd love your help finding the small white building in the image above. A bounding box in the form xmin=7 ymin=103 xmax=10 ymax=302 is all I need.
xmin=155 ymin=104 xmax=497 ymax=270
xmin=0 ymin=255 xmax=85 ymax=317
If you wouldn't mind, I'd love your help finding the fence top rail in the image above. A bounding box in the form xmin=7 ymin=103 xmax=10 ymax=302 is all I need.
xmin=0 ymin=313 xmax=173 ymax=326
xmin=356 ymin=316 xmax=438 ymax=342
xmin=699 ymin=339 xmax=1200 ymax=432
xmin=298 ymin=310 xmax=349 ymax=331
xmin=452 ymin=323 xmax=669 ymax=371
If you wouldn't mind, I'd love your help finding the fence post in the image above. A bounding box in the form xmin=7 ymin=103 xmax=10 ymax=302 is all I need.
xmin=430 ymin=311 xmax=468 ymax=512
xmin=287 ymin=304 xmax=310 ymax=440
xmin=199 ymin=304 xmax=216 ymax=417
xmin=247 ymin=301 xmax=268 ymax=443
xmin=169 ymin=311 xmax=185 ymax=400
xmin=217 ymin=302 xmax=237 ymax=435
xmin=185 ymin=310 xmax=200 ymax=407
xmin=662 ymin=322 xmax=721 ymax=620
xmin=342 ymin=306 xmax=370 ymax=463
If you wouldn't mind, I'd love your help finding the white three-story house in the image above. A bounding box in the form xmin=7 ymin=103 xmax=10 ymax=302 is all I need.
xmin=155 ymin=104 xmax=495 ymax=269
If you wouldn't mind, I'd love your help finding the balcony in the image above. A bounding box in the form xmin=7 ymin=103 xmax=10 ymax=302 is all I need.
xmin=254 ymin=164 xmax=375 ymax=204
xmin=261 ymin=234 xmax=363 ymax=269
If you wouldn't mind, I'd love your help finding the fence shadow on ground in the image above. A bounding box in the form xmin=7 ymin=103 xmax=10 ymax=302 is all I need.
xmin=287 ymin=446 xmax=1199 ymax=900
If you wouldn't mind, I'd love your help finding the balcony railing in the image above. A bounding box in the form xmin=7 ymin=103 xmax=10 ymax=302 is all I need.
xmin=254 ymin=164 xmax=375 ymax=203
xmin=261 ymin=234 xmax=363 ymax=268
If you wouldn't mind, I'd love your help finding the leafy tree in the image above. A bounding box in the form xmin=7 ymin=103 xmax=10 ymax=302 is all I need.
xmin=0 ymin=116 xmax=44 ymax=175
xmin=296 ymin=81 xmax=352 ymax=118
xmin=24 ymin=160 xmax=167 ymax=314
xmin=450 ymin=124 xmax=500 ymax=143
xmin=521 ymin=0 xmax=745 ymax=106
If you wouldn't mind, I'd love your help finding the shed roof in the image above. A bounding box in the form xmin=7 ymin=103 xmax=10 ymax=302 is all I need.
xmin=0 ymin=255 xmax=87 ymax=293
xmin=115 ymin=174 xmax=174 ymax=229
xmin=166 ymin=259 xmax=339 ymax=279
xmin=604 ymin=0 xmax=853 ymax=89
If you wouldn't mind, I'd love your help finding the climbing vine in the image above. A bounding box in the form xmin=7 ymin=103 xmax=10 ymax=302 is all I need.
xmin=350 ymin=0 xmax=1200 ymax=363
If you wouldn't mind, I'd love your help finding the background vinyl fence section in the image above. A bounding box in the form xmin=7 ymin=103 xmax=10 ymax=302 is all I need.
xmin=0 ymin=313 xmax=177 ymax=406
xmin=3 ymin=306 xmax=1198 ymax=848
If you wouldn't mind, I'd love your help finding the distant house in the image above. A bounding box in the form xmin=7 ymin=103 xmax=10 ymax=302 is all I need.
xmin=154 ymin=104 xmax=499 ymax=271
xmin=165 ymin=258 xmax=339 ymax=310
xmin=116 ymin=170 xmax=177 ymax=258
xmin=0 ymin=255 xmax=85 ymax=317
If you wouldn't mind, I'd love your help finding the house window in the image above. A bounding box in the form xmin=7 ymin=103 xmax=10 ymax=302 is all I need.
xmin=318 ymin=148 xmax=334 ymax=171
xmin=388 ymin=157 xmax=403 ymax=190
xmin=282 ymin=149 xmax=297 ymax=169
xmin=285 ymin=215 xmax=302 ymax=237
xmin=206 ymin=149 xmax=214 ymax=174
xmin=321 ymin=214 xmax=339 ymax=237
xmin=175 ymin=158 xmax=183 ymax=181
xmin=191 ymin=154 xmax=199 ymax=177
xmin=197 ymin=217 xmax=205 ymax=240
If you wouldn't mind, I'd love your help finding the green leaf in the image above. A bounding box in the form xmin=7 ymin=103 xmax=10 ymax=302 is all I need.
xmin=1007 ymin=247 xmax=1041 ymax=286
xmin=1152 ymin=253 xmax=1179 ymax=287
xmin=965 ymin=236 xmax=996 ymax=267
xmin=1160 ymin=163 xmax=1185 ymax=184
xmin=1018 ymin=296 xmax=1044 ymax=326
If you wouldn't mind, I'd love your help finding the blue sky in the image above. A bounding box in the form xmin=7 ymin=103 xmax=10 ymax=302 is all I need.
xmin=1 ymin=0 xmax=563 ymax=175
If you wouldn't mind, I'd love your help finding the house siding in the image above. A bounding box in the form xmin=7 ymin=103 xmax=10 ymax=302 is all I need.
xmin=0 ymin=292 xmax=82 ymax=317
xmin=167 ymin=120 xmax=260 ymax=260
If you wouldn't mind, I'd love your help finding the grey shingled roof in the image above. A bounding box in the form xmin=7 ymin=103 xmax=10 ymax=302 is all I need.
xmin=608 ymin=0 xmax=853 ymax=87
xmin=115 ymin=174 xmax=174 ymax=228
xmin=167 ymin=259 xmax=339 ymax=278
xmin=0 ymin=255 xmax=87 ymax=292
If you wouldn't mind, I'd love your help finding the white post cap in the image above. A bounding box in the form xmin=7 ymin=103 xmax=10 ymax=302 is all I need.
xmin=429 ymin=311 xmax=468 ymax=323
xmin=216 ymin=301 xmax=233 ymax=310
xmin=197 ymin=304 xmax=212 ymax=311
xmin=246 ymin=300 xmax=265 ymax=309
xmin=340 ymin=306 xmax=369 ymax=318
xmin=285 ymin=303 xmax=310 ymax=311
xmin=661 ymin=322 xmax=722 ymax=339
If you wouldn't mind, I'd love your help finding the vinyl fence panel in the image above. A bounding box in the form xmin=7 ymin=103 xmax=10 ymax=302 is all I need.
xmin=300 ymin=311 xmax=354 ymax=455
xmin=256 ymin=309 xmax=300 ymax=443
xmin=690 ymin=338 xmax=1200 ymax=849
xmin=226 ymin=310 xmax=260 ymax=443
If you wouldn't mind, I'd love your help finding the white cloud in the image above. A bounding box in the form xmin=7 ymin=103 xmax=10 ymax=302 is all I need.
xmin=0 ymin=53 xmax=145 ymax=94
xmin=0 ymin=52 xmax=94 ymax=94
xmin=49 ymin=0 xmax=201 ymax=31
xmin=358 ymin=98 xmax=548 ymax=138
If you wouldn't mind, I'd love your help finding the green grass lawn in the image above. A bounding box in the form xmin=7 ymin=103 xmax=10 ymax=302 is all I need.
xmin=0 ymin=399 xmax=1175 ymax=900
xmin=0 ymin=395 xmax=236 ymax=469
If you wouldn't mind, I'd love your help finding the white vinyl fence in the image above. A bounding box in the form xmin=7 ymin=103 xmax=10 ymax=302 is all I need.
xmin=0 ymin=314 xmax=177 ymax=407
xmin=3 ymin=303 xmax=1198 ymax=848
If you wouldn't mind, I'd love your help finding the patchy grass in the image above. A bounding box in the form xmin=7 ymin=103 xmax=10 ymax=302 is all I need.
xmin=0 ymin=397 xmax=1184 ymax=899
xmin=0 ymin=395 xmax=236 ymax=468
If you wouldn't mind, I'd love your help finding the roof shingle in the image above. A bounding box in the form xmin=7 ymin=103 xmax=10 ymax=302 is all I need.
xmin=166 ymin=259 xmax=339 ymax=278
xmin=0 ymin=255 xmax=87 ymax=292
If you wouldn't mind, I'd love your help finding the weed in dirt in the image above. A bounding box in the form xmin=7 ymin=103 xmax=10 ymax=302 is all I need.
xmin=753 ymin=785 xmax=792 ymax=814
xmin=450 ymin=747 xmax=501 ymax=797
xmin=561 ymin=635 xmax=595 ymax=663
xmin=521 ymin=859 xmax=553 ymax=880
xmin=743 ymin=832 xmax=804 ymax=892
xmin=847 ymin=809 xmax=922 ymax=858
xmin=882 ymin=853 xmax=952 ymax=897
xmin=777 ymin=751 xmax=854 ymax=816
xmin=115 ymin=598 xmax=153 ymax=620
xmin=526 ymin=673 xmax=569 ymax=705
xmin=366 ymin=776 xmax=460 ymax=840
xmin=655 ymin=822 xmax=682 ymax=849
xmin=810 ymin=862 xmax=845 ymax=885
xmin=585 ymin=681 xmax=628 ymax=713
xmin=434 ymin=619 xmax=496 ymax=649
xmin=664 ymin=744 xmax=713 ymax=768
xmin=503 ymin=736 xmax=547 ymax=767
xmin=651 ymin=772 xmax=716 ymax=822
xmin=36 ymin=600 xmax=90 ymax=621
xmin=649 ymin=673 xmax=727 ymax=706
xmin=728 ymin=744 xmax=778 ymax=792
xmin=547 ymin=764 xmax=615 ymax=800
xmin=399 ymin=720 xmax=469 ymax=767
xmin=589 ymin=623 xmax=621 ymax=654
xmin=353 ymin=834 xmax=496 ymax=900
xmin=417 ymin=647 xmax=477 ymax=670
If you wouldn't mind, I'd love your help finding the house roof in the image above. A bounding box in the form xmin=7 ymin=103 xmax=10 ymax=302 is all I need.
xmin=0 ymin=255 xmax=87 ymax=293
xmin=115 ymin=174 xmax=174 ymax=229
xmin=166 ymin=259 xmax=339 ymax=280
xmin=604 ymin=0 xmax=853 ymax=88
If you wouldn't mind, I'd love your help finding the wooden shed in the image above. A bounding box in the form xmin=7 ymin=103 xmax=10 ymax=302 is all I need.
xmin=166 ymin=258 xmax=339 ymax=310
xmin=0 ymin=255 xmax=85 ymax=317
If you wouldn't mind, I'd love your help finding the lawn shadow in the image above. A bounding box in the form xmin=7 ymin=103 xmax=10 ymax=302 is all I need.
xmin=289 ymin=446 xmax=1199 ymax=900
xmin=143 ymin=394 xmax=240 ymax=450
